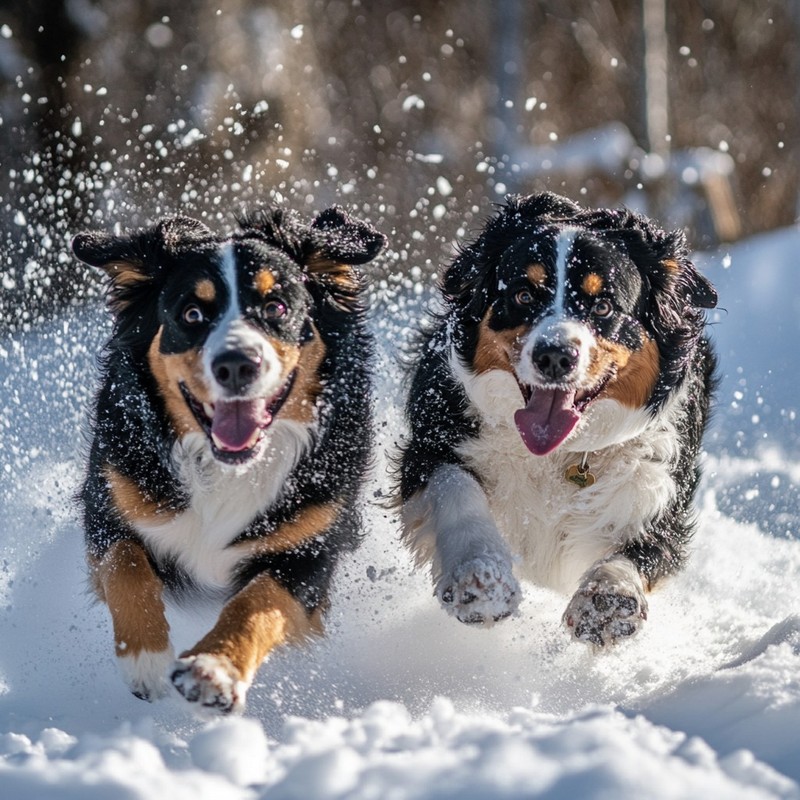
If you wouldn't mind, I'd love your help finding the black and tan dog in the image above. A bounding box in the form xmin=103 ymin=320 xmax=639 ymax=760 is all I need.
xmin=73 ymin=206 xmax=385 ymax=712
xmin=398 ymin=192 xmax=717 ymax=646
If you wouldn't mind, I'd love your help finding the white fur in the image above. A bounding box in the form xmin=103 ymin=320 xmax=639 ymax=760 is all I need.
xmin=133 ymin=420 xmax=313 ymax=591
xmin=401 ymin=464 xmax=520 ymax=623
xmin=420 ymin=354 xmax=683 ymax=596
xmin=401 ymin=463 xmax=512 ymax=579
xmin=516 ymin=318 xmax=596 ymax=388
xmin=202 ymin=245 xmax=284 ymax=403
xmin=553 ymin=228 xmax=579 ymax=315
xmin=117 ymin=645 xmax=175 ymax=701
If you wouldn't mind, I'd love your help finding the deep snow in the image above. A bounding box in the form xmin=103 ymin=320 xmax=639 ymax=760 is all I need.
xmin=1 ymin=225 xmax=800 ymax=798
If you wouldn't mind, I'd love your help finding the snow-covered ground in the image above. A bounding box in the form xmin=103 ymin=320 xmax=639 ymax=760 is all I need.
xmin=1 ymin=225 xmax=799 ymax=798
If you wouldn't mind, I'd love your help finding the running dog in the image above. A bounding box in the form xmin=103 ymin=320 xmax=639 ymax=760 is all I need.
xmin=397 ymin=192 xmax=717 ymax=646
xmin=74 ymin=206 xmax=385 ymax=711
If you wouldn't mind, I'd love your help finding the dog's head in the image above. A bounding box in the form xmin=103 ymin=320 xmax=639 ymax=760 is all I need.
xmin=73 ymin=207 xmax=385 ymax=464
xmin=444 ymin=192 xmax=717 ymax=455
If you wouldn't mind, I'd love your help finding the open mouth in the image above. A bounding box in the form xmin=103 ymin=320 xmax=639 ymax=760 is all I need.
xmin=179 ymin=372 xmax=296 ymax=464
xmin=514 ymin=371 xmax=614 ymax=456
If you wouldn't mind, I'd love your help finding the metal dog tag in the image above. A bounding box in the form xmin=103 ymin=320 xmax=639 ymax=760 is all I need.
xmin=564 ymin=462 xmax=596 ymax=489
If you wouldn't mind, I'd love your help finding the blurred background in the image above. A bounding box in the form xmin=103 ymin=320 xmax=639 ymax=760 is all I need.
xmin=0 ymin=0 xmax=797 ymax=328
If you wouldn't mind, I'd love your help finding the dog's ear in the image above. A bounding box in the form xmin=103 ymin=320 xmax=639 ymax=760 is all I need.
xmin=304 ymin=206 xmax=387 ymax=311
xmin=310 ymin=206 xmax=386 ymax=264
xmin=610 ymin=220 xmax=717 ymax=311
xmin=72 ymin=216 xmax=213 ymax=314
xmin=657 ymin=235 xmax=717 ymax=310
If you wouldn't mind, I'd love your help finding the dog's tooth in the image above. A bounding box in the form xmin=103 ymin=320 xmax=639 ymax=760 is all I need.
xmin=203 ymin=402 xmax=215 ymax=418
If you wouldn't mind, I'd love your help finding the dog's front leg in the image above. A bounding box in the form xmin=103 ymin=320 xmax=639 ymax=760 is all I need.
xmin=402 ymin=463 xmax=520 ymax=626
xmin=92 ymin=539 xmax=174 ymax=701
xmin=171 ymin=574 xmax=315 ymax=714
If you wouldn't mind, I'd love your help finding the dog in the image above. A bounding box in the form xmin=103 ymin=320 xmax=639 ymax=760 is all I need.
xmin=397 ymin=191 xmax=717 ymax=646
xmin=73 ymin=206 xmax=385 ymax=712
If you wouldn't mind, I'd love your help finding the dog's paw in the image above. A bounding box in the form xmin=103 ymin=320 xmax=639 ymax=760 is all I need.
xmin=170 ymin=653 xmax=248 ymax=714
xmin=563 ymin=558 xmax=648 ymax=647
xmin=118 ymin=646 xmax=175 ymax=702
xmin=437 ymin=556 xmax=520 ymax=627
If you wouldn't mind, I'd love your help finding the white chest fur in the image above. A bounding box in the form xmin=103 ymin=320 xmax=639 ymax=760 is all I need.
xmin=134 ymin=420 xmax=312 ymax=591
xmin=453 ymin=364 xmax=682 ymax=593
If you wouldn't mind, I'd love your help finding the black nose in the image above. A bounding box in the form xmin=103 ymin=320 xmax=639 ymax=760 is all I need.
xmin=531 ymin=343 xmax=579 ymax=381
xmin=211 ymin=350 xmax=262 ymax=394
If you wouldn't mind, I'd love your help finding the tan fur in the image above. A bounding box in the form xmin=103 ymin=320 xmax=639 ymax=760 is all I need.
xmin=100 ymin=260 xmax=150 ymax=313
xmin=473 ymin=312 xmax=526 ymax=376
xmin=602 ymin=337 xmax=661 ymax=408
xmin=91 ymin=540 xmax=170 ymax=658
xmin=588 ymin=336 xmax=660 ymax=409
xmin=104 ymin=465 xmax=176 ymax=526
xmin=280 ymin=325 xmax=326 ymax=423
xmin=180 ymin=575 xmax=320 ymax=682
xmin=194 ymin=278 xmax=216 ymax=303
xmin=234 ymin=501 xmax=341 ymax=558
xmin=305 ymin=253 xmax=359 ymax=295
xmin=147 ymin=328 xmax=208 ymax=435
xmin=254 ymin=269 xmax=276 ymax=296
xmin=582 ymin=273 xmax=604 ymax=296
xmin=103 ymin=260 xmax=148 ymax=288
xmin=527 ymin=263 xmax=547 ymax=286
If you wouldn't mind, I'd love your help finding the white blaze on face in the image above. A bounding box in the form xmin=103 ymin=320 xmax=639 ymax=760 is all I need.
xmin=511 ymin=228 xmax=599 ymax=456
xmin=196 ymin=244 xmax=286 ymax=457
xmin=553 ymin=227 xmax=579 ymax=318
xmin=201 ymin=243 xmax=283 ymax=405
xmin=516 ymin=228 xmax=596 ymax=389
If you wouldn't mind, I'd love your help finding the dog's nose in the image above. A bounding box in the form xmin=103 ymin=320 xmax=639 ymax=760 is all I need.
xmin=531 ymin=343 xmax=579 ymax=381
xmin=211 ymin=350 xmax=262 ymax=394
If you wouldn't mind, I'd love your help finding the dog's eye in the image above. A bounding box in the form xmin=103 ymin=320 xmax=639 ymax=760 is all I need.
xmin=182 ymin=304 xmax=205 ymax=325
xmin=514 ymin=289 xmax=534 ymax=306
xmin=591 ymin=299 xmax=614 ymax=318
xmin=264 ymin=300 xmax=287 ymax=320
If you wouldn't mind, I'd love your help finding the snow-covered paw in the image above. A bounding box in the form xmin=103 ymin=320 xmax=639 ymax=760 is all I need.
xmin=437 ymin=556 xmax=520 ymax=626
xmin=170 ymin=653 xmax=248 ymax=714
xmin=118 ymin=646 xmax=175 ymax=702
xmin=563 ymin=557 xmax=648 ymax=647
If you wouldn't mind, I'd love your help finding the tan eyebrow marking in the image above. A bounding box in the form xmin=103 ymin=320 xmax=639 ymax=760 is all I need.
xmin=527 ymin=263 xmax=547 ymax=286
xmin=254 ymin=269 xmax=276 ymax=296
xmin=194 ymin=279 xmax=216 ymax=302
xmin=582 ymin=273 xmax=604 ymax=296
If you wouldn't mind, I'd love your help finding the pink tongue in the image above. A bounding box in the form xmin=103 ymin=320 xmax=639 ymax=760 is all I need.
xmin=211 ymin=399 xmax=269 ymax=452
xmin=514 ymin=388 xmax=580 ymax=455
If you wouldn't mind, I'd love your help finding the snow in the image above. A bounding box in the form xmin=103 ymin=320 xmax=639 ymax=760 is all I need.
xmin=1 ymin=225 xmax=800 ymax=797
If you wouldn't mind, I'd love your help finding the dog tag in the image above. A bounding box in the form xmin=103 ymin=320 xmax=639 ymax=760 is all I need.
xmin=565 ymin=462 xmax=596 ymax=489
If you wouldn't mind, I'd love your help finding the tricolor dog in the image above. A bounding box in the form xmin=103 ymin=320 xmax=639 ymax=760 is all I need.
xmin=73 ymin=206 xmax=385 ymax=711
xmin=398 ymin=192 xmax=717 ymax=646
